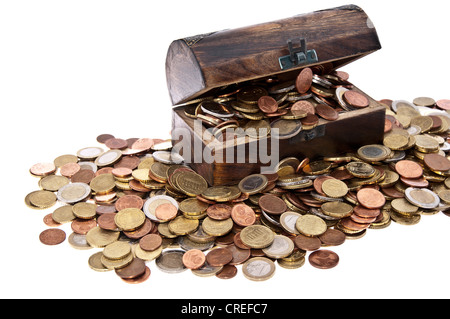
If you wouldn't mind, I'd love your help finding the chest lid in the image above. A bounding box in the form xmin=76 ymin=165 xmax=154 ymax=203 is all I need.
xmin=165 ymin=4 xmax=381 ymax=106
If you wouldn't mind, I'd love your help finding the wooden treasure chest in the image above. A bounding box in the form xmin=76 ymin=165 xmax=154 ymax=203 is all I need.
xmin=165 ymin=4 xmax=386 ymax=186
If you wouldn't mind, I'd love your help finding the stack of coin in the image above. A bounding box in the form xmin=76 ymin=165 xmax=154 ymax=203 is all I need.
xmin=179 ymin=66 xmax=368 ymax=139
xmin=26 ymin=92 xmax=450 ymax=283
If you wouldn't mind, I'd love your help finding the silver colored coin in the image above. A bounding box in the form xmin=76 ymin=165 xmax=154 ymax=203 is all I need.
xmin=407 ymin=125 xmax=422 ymax=136
xmin=200 ymin=100 xmax=235 ymax=118
xmin=261 ymin=235 xmax=294 ymax=259
xmin=56 ymin=182 xmax=91 ymax=204
xmin=78 ymin=161 xmax=98 ymax=172
xmin=155 ymin=250 xmax=187 ymax=273
xmin=94 ymin=149 xmax=122 ymax=167
xmin=335 ymin=87 xmax=355 ymax=111
xmin=178 ymin=236 xmax=215 ymax=251
xmin=242 ymin=257 xmax=276 ymax=281
xmin=152 ymin=151 xmax=184 ymax=164
xmin=270 ymin=119 xmax=302 ymax=140
xmin=405 ymin=187 xmax=440 ymax=209
xmin=280 ymin=211 xmax=302 ymax=235
xmin=191 ymin=262 xmax=223 ymax=277
xmin=77 ymin=147 xmax=104 ymax=160
xmin=68 ymin=232 xmax=92 ymax=250
xmin=312 ymin=74 xmax=333 ymax=88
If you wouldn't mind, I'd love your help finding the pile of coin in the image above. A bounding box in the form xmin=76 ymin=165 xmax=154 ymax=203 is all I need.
xmin=179 ymin=64 xmax=371 ymax=139
xmin=26 ymin=93 xmax=450 ymax=283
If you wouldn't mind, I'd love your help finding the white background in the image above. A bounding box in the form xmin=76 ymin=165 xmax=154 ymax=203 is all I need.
xmin=2 ymin=0 xmax=450 ymax=299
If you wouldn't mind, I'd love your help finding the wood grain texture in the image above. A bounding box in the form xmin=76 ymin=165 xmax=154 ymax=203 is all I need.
xmin=166 ymin=5 xmax=381 ymax=105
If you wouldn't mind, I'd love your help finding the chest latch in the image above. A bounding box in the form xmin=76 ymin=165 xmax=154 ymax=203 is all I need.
xmin=279 ymin=38 xmax=318 ymax=70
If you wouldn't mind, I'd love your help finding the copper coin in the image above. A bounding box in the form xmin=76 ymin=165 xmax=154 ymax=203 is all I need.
xmin=95 ymin=167 xmax=114 ymax=176
xmin=128 ymin=179 xmax=151 ymax=193
xmin=121 ymin=266 xmax=150 ymax=284
xmin=381 ymin=187 xmax=404 ymax=199
xmin=353 ymin=205 xmax=380 ymax=218
xmin=216 ymin=232 xmax=235 ymax=246
xmin=227 ymin=244 xmax=251 ymax=265
xmin=400 ymin=176 xmax=429 ymax=188
xmin=301 ymin=113 xmax=319 ymax=126
xmin=43 ymin=213 xmax=61 ymax=227
xmin=384 ymin=118 xmax=393 ymax=133
xmin=258 ymin=194 xmax=287 ymax=215
xmin=114 ymin=156 xmax=141 ymax=170
xmin=257 ymin=96 xmax=278 ymax=113
xmin=294 ymin=234 xmax=321 ymax=251
xmin=231 ymin=203 xmax=256 ymax=227
xmin=97 ymin=134 xmax=115 ymax=143
xmin=423 ymin=153 xmax=450 ymax=172
xmin=139 ymin=233 xmax=162 ymax=251
xmin=115 ymin=257 xmax=146 ymax=279
xmin=316 ymin=104 xmax=339 ymax=121
xmin=30 ymin=162 xmax=56 ymax=176
xmin=296 ymin=67 xmax=313 ymax=93
xmin=182 ymin=249 xmax=206 ymax=270
xmin=96 ymin=205 xmax=116 ymax=215
xmin=430 ymin=116 xmax=442 ymax=129
xmin=395 ymin=160 xmax=423 ymax=179
xmin=339 ymin=217 xmax=371 ymax=231
xmin=308 ymin=249 xmax=339 ymax=269
xmin=335 ymin=71 xmax=350 ymax=81
xmin=206 ymin=204 xmax=232 ymax=220
xmin=356 ymin=188 xmax=386 ymax=209
xmin=105 ymin=138 xmax=128 ymax=150
xmin=131 ymin=138 xmax=154 ymax=151
xmin=123 ymin=218 xmax=153 ymax=239
xmin=234 ymin=232 xmax=251 ymax=250
xmin=39 ymin=229 xmax=66 ymax=245
xmin=60 ymin=162 xmax=81 ymax=178
xmin=436 ymin=99 xmax=450 ymax=110
xmin=71 ymin=169 xmax=95 ymax=184
xmin=206 ymin=247 xmax=233 ymax=267
xmin=350 ymin=213 xmax=377 ymax=224
xmin=216 ymin=264 xmax=238 ymax=279
xmin=112 ymin=167 xmax=132 ymax=178
xmin=71 ymin=218 xmax=97 ymax=235
xmin=343 ymin=90 xmax=369 ymax=108
xmin=155 ymin=203 xmax=178 ymax=221
xmin=291 ymin=100 xmax=315 ymax=115
xmin=115 ymin=195 xmax=144 ymax=211
xmin=318 ymin=228 xmax=346 ymax=246
xmin=97 ymin=212 xmax=118 ymax=230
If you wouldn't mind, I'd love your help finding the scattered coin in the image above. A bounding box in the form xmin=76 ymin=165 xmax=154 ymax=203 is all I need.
xmin=39 ymin=228 xmax=66 ymax=245
xmin=242 ymin=257 xmax=276 ymax=281
xmin=308 ymin=249 xmax=339 ymax=269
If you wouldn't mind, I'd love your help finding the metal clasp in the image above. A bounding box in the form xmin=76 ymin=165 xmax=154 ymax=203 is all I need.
xmin=279 ymin=38 xmax=318 ymax=70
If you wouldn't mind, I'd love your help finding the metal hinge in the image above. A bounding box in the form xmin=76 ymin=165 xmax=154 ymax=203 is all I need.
xmin=279 ymin=38 xmax=318 ymax=70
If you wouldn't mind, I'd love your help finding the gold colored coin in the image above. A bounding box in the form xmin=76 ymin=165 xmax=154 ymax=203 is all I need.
xmin=244 ymin=120 xmax=271 ymax=139
xmin=390 ymin=210 xmax=421 ymax=226
xmin=438 ymin=189 xmax=450 ymax=204
xmin=100 ymin=252 xmax=133 ymax=270
xmin=52 ymin=205 xmax=76 ymax=223
xmin=321 ymin=201 xmax=354 ymax=218
xmin=410 ymin=116 xmax=433 ymax=133
xmin=88 ymin=252 xmax=111 ymax=272
xmin=295 ymin=214 xmax=327 ymax=237
xmin=150 ymin=162 xmax=170 ymax=181
xmin=201 ymin=186 xmax=232 ymax=201
xmin=238 ymin=174 xmax=268 ymax=195
xmin=86 ymin=226 xmax=120 ymax=248
xmin=90 ymin=174 xmax=116 ymax=194
xmin=132 ymin=168 xmax=152 ymax=183
xmin=102 ymin=241 xmax=132 ymax=260
xmin=38 ymin=175 xmax=70 ymax=192
xmin=114 ymin=208 xmax=146 ymax=231
xmin=378 ymin=170 xmax=399 ymax=188
xmin=179 ymin=198 xmax=209 ymax=215
xmin=168 ymin=216 xmax=199 ymax=235
xmin=240 ymin=225 xmax=275 ymax=249
xmin=201 ymin=217 xmax=234 ymax=237
xmin=303 ymin=161 xmax=332 ymax=175
xmin=72 ymin=202 xmax=97 ymax=219
xmin=28 ymin=190 xmax=57 ymax=209
xmin=157 ymin=223 xmax=177 ymax=238
xmin=391 ymin=198 xmax=419 ymax=215
xmin=54 ymin=154 xmax=78 ymax=168
xmin=383 ymin=134 xmax=409 ymax=150
xmin=414 ymin=135 xmax=440 ymax=153
xmin=321 ymin=179 xmax=348 ymax=198
xmin=135 ymin=244 xmax=163 ymax=261
xmin=176 ymin=171 xmax=208 ymax=196
xmin=138 ymin=157 xmax=155 ymax=170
